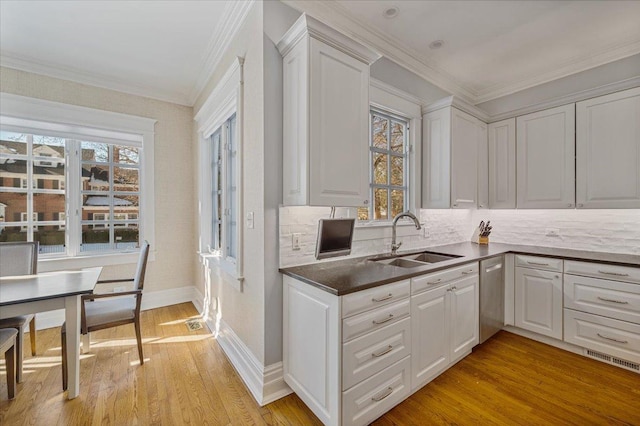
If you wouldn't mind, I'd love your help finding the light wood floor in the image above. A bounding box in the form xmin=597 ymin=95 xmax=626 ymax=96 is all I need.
xmin=1 ymin=303 xmax=638 ymax=425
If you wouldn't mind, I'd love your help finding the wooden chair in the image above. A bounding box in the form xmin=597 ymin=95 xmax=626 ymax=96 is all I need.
xmin=62 ymin=241 xmax=150 ymax=390
xmin=0 ymin=242 xmax=38 ymax=383
xmin=0 ymin=328 xmax=18 ymax=399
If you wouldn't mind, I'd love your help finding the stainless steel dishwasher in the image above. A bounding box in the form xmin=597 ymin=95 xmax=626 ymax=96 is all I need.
xmin=479 ymin=256 xmax=505 ymax=344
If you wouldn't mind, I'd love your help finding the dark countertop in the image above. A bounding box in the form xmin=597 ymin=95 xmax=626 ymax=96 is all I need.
xmin=279 ymin=242 xmax=640 ymax=296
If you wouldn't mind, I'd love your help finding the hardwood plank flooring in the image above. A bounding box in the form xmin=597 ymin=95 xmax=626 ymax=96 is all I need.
xmin=1 ymin=303 xmax=638 ymax=425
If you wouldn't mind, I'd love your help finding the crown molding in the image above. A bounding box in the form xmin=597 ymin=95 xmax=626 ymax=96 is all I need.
xmin=421 ymin=95 xmax=490 ymax=122
xmin=187 ymin=0 xmax=254 ymax=105
xmin=277 ymin=13 xmax=381 ymax=64
xmin=1 ymin=53 xmax=191 ymax=106
xmin=280 ymin=0 xmax=477 ymax=104
xmin=475 ymin=39 xmax=640 ymax=104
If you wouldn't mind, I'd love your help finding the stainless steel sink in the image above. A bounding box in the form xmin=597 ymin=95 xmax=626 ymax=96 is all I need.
xmin=371 ymin=251 xmax=461 ymax=268
xmin=374 ymin=258 xmax=427 ymax=268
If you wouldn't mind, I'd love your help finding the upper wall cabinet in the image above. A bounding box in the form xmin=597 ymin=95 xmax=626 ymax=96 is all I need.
xmin=423 ymin=107 xmax=488 ymax=209
xmin=278 ymin=14 xmax=380 ymax=207
xmin=576 ymin=87 xmax=640 ymax=209
xmin=516 ymin=104 xmax=575 ymax=209
xmin=488 ymin=118 xmax=516 ymax=209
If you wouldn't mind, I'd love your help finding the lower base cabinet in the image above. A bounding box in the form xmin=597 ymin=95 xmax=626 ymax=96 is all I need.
xmin=283 ymin=264 xmax=479 ymax=426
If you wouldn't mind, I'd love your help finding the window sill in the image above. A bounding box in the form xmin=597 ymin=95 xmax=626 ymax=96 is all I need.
xmin=199 ymin=251 xmax=242 ymax=291
xmin=38 ymin=250 xmax=155 ymax=273
xmin=355 ymin=220 xmax=422 ymax=229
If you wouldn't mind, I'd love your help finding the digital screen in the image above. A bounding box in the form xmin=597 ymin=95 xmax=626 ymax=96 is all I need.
xmin=316 ymin=219 xmax=355 ymax=259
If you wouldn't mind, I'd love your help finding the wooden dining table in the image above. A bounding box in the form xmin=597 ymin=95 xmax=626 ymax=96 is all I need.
xmin=0 ymin=267 xmax=102 ymax=399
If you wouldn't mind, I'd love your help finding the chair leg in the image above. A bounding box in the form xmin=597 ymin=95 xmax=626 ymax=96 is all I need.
xmin=5 ymin=341 xmax=16 ymax=400
xmin=15 ymin=327 xmax=24 ymax=383
xmin=134 ymin=318 xmax=144 ymax=365
xmin=61 ymin=325 xmax=67 ymax=391
xmin=29 ymin=317 xmax=36 ymax=356
xmin=81 ymin=333 xmax=91 ymax=354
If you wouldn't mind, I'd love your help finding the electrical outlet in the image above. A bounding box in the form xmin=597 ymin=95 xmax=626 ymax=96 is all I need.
xmin=423 ymin=227 xmax=429 ymax=238
xmin=246 ymin=211 xmax=254 ymax=229
xmin=114 ymin=286 xmax=127 ymax=293
xmin=545 ymin=228 xmax=561 ymax=237
xmin=292 ymin=233 xmax=301 ymax=251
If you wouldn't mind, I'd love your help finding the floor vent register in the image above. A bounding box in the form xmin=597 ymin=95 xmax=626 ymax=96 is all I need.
xmin=185 ymin=319 xmax=204 ymax=331
xmin=585 ymin=349 xmax=639 ymax=372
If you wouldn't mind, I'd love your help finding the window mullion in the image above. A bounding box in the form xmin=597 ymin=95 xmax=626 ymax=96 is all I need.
xmin=67 ymin=141 xmax=81 ymax=257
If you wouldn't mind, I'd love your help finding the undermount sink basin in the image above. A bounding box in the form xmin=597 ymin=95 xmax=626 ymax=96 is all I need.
xmin=371 ymin=251 xmax=461 ymax=268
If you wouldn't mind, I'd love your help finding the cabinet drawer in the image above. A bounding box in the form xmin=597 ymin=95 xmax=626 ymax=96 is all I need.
xmin=342 ymin=317 xmax=411 ymax=391
xmin=342 ymin=280 xmax=410 ymax=318
xmin=412 ymin=263 xmax=478 ymax=295
xmin=565 ymin=261 xmax=640 ymax=284
xmin=564 ymin=274 xmax=640 ymax=323
xmin=515 ymin=255 xmax=562 ymax=272
xmin=343 ymin=298 xmax=410 ymax=343
xmin=342 ymin=356 xmax=411 ymax=426
xmin=564 ymin=309 xmax=640 ymax=363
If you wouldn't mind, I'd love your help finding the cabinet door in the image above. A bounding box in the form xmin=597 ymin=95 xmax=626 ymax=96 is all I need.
xmin=422 ymin=108 xmax=451 ymax=208
xmin=308 ymin=38 xmax=369 ymax=207
xmin=488 ymin=118 xmax=516 ymax=208
xmin=450 ymin=275 xmax=479 ymax=363
xmin=576 ymin=87 xmax=640 ymax=208
xmin=411 ymin=285 xmax=449 ymax=390
xmin=451 ymin=108 xmax=480 ymax=209
xmin=515 ymin=267 xmax=563 ymax=339
xmin=516 ymin=104 xmax=575 ymax=208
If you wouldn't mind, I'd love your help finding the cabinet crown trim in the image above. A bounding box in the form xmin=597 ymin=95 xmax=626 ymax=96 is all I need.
xmin=277 ymin=13 xmax=381 ymax=64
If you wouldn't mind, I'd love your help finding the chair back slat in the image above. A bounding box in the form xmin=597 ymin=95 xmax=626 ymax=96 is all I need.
xmin=134 ymin=241 xmax=150 ymax=291
xmin=0 ymin=242 xmax=39 ymax=277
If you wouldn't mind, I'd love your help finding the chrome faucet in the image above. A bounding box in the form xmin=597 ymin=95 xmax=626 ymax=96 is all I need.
xmin=391 ymin=211 xmax=422 ymax=255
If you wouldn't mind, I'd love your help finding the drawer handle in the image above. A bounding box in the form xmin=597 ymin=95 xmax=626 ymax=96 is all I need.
xmin=597 ymin=333 xmax=628 ymax=344
xmin=371 ymin=386 xmax=394 ymax=402
xmin=372 ymin=345 xmax=393 ymax=358
xmin=427 ymin=278 xmax=442 ymax=285
xmin=372 ymin=294 xmax=393 ymax=302
xmin=461 ymin=270 xmax=475 ymax=275
xmin=527 ymin=261 xmax=549 ymax=266
xmin=598 ymin=270 xmax=630 ymax=277
xmin=597 ymin=297 xmax=629 ymax=305
xmin=372 ymin=314 xmax=394 ymax=325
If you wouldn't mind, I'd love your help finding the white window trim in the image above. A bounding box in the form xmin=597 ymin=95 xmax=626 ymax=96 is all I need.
xmin=355 ymin=78 xmax=423 ymax=230
xmin=195 ymin=57 xmax=244 ymax=291
xmin=0 ymin=93 xmax=156 ymax=269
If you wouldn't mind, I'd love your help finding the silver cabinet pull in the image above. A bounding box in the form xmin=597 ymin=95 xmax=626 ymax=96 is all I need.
xmin=427 ymin=278 xmax=442 ymax=285
xmin=597 ymin=297 xmax=629 ymax=305
xmin=372 ymin=345 xmax=393 ymax=358
xmin=461 ymin=270 xmax=475 ymax=275
xmin=372 ymin=294 xmax=393 ymax=302
xmin=598 ymin=270 xmax=630 ymax=277
xmin=527 ymin=261 xmax=549 ymax=266
xmin=597 ymin=333 xmax=628 ymax=344
xmin=372 ymin=314 xmax=394 ymax=325
xmin=371 ymin=386 xmax=393 ymax=402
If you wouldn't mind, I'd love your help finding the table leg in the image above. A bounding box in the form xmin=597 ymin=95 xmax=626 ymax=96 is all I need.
xmin=64 ymin=295 xmax=81 ymax=399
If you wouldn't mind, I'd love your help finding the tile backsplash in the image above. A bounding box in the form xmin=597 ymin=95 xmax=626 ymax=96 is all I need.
xmin=279 ymin=206 xmax=639 ymax=268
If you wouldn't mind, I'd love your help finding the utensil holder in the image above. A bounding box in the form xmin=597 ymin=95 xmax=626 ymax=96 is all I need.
xmin=478 ymin=236 xmax=489 ymax=245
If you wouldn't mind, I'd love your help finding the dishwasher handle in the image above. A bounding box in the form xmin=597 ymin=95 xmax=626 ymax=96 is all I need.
xmin=485 ymin=263 xmax=503 ymax=273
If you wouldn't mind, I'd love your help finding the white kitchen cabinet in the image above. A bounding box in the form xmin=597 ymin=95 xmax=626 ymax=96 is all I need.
xmin=411 ymin=266 xmax=479 ymax=390
xmin=488 ymin=118 xmax=516 ymax=208
xmin=576 ymin=87 xmax=640 ymax=209
xmin=423 ymin=106 xmax=488 ymax=209
xmin=516 ymin=104 xmax=575 ymax=208
xmin=278 ymin=14 xmax=380 ymax=207
xmin=515 ymin=263 xmax=563 ymax=340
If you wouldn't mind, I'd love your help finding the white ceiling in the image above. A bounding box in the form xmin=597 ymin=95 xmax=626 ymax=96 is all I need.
xmin=0 ymin=0 xmax=251 ymax=106
xmin=2 ymin=1 xmax=639 ymax=106
xmin=297 ymin=0 xmax=640 ymax=104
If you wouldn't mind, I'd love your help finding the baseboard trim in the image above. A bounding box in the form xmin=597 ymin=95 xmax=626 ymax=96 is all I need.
xmin=192 ymin=287 xmax=292 ymax=406
xmin=34 ymin=285 xmax=197 ymax=330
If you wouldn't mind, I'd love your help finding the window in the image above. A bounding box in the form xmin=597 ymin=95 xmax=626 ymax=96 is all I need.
xmin=210 ymin=114 xmax=237 ymax=260
xmin=0 ymin=92 xmax=156 ymax=262
xmin=358 ymin=109 xmax=409 ymax=221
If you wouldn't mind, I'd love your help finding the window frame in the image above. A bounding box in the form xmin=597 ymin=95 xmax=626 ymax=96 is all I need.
xmin=356 ymin=79 xmax=423 ymax=228
xmin=0 ymin=93 xmax=156 ymax=270
xmin=195 ymin=57 xmax=244 ymax=290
